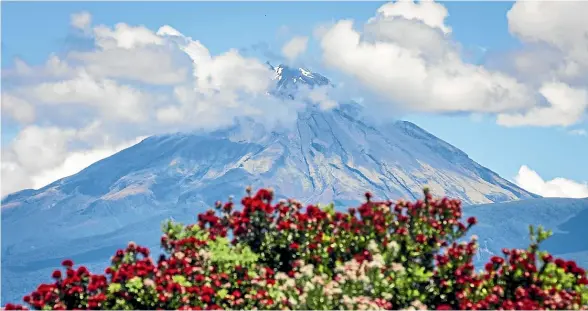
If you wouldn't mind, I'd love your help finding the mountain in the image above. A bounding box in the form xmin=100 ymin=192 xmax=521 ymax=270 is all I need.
xmin=465 ymin=197 xmax=588 ymax=269
xmin=1 ymin=65 xmax=539 ymax=303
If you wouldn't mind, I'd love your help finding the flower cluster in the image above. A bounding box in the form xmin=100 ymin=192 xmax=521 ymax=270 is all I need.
xmin=4 ymin=187 xmax=588 ymax=310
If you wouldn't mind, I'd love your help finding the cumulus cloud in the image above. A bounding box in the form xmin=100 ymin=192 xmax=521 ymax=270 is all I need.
xmin=369 ymin=0 xmax=452 ymax=34
xmin=93 ymin=23 xmax=164 ymax=50
xmin=154 ymin=26 xmax=303 ymax=131
xmin=497 ymin=1 xmax=588 ymax=125
xmin=1 ymin=93 xmax=36 ymax=124
xmin=317 ymin=0 xmax=588 ymax=127
xmin=71 ymin=11 xmax=92 ymax=31
xmin=507 ymin=1 xmax=588 ymax=80
xmin=281 ymin=36 xmax=309 ymax=62
xmin=497 ymin=82 xmax=588 ymax=127
xmin=67 ymin=48 xmax=188 ymax=85
xmin=27 ymin=71 xmax=153 ymax=123
xmin=319 ymin=18 xmax=535 ymax=115
xmin=2 ymin=126 xmax=76 ymax=196
xmin=31 ymin=137 xmax=146 ymax=190
xmin=3 ymin=55 xmax=76 ymax=81
xmin=0 ymin=126 xmax=145 ymax=196
xmin=514 ymin=165 xmax=588 ymax=199
xmin=1 ymin=12 xmax=309 ymax=196
xmin=306 ymin=86 xmax=338 ymax=110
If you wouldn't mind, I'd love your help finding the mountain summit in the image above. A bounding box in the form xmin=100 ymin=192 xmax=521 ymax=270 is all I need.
xmin=266 ymin=63 xmax=331 ymax=99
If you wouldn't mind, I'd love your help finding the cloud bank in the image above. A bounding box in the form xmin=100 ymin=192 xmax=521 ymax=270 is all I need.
xmin=281 ymin=36 xmax=309 ymax=62
xmin=1 ymin=14 xmax=314 ymax=196
xmin=514 ymin=165 xmax=588 ymax=199
xmin=316 ymin=0 xmax=588 ymax=127
xmin=3 ymin=1 xmax=588 ymax=197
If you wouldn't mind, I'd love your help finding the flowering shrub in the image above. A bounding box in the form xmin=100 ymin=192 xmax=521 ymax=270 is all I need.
xmin=3 ymin=187 xmax=588 ymax=310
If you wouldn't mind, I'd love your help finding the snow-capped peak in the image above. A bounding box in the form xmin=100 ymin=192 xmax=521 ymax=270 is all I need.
xmin=271 ymin=64 xmax=330 ymax=89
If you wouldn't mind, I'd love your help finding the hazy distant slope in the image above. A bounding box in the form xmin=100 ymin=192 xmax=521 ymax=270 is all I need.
xmin=465 ymin=197 xmax=588 ymax=268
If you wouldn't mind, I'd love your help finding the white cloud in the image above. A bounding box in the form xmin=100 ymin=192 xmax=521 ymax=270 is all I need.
xmin=514 ymin=165 xmax=588 ymax=199
xmin=1 ymin=126 xmax=76 ymax=196
xmin=28 ymin=70 xmax=151 ymax=123
xmin=31 ymin=137 xmax=146 ymax=190
xmin=316 ymin=0 xmax=588 ymax=127
xmin=500 ymin=1 xmax=588 ymax=125
xmin=319 ymin=17 xmax=535 ymax=115
xmin=0 ymin=121 xmax=147 ymax=197
xmin=507 ymin=1 xmax=588 ymax=78
xmin=3 ymin=55 xmax=75 ymax=80
xmin=497 ymin=82 xmax=588 ymax=127
xmin=294 ymin=84 xmax=338 ymax=111
xmin=62 ymin=22 xmax=189 ymax=85
xmin=281 ymin=36 xmax=309 ymax=62
xmin=9 ymin=126 xmax=77 ymax=174
xmin=156 ymin=25 xmax=183 ymax=37
xmin=67 ymin=48 xmax=188 ymax=85
xmin=71 ymin=11 xmax=92 ymax=31
xmin=155 ymin=25 xmax=303 ymax=130
xmin=363 ymin=17 xmax=453 ymax=59
xmin=1 ymin=93 xmax=36 ymax=124
xmin=0 ymin=161 xmax=30 ymax=198
xmin=1 ymin=13 xmax=310 ymax=196
xmin=93 ymin=23 xmax=164 ymax=50
xmin=370 ymin=0 xmax=452 ymax=34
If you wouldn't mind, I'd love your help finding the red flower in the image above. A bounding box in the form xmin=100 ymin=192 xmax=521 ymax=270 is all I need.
xmin=51 ymin=270 xmax=62 ymax=279
xmin=491 ymin=256 xmax=505 ymax=265
xmin=289 ymin=242 xmax=300 ymax=250
xmin=61 ymin=259 xmax=74 ymax=268
xmin=555 ymin=258 xmax=566 ymax=269
xmin=436 ymin=304 xmax=453 ymax=310
xmin=467 ymin=216 xmax=477 ymax=225
xmin=76 ymin=266 xmax=89 ymax=276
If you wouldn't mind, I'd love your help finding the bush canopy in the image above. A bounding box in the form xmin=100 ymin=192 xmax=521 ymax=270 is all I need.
xmin=4 ymin=188 xmax=588 ymax=310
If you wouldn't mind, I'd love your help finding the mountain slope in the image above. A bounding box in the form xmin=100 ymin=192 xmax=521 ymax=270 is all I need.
xmin=465 ymin=197 xmax=588 ymax=269
xmin=1 ymin=65 xmax=539 ymax=303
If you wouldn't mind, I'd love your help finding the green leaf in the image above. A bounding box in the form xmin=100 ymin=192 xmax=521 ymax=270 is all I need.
xmin=108 ymin=283 xmax=122 ymax=293
xmin=217 ymin=288 xmax=228 ymax=299
xmin=127 ymin=276 xmax=143 ymax=289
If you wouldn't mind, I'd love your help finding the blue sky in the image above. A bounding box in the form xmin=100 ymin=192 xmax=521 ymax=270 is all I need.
xmin=1 ymin=1 xmax=587 ymax=197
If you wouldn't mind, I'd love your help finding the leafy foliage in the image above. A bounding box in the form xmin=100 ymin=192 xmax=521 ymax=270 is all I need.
xmin=3 ymin=188 xmax=588 ymax=310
